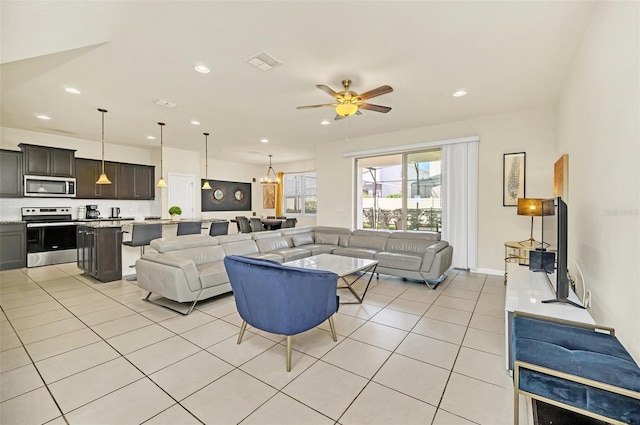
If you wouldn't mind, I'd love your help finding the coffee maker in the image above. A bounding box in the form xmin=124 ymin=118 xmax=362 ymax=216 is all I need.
xmin=86 ymin=205 xmax=100 ymax=219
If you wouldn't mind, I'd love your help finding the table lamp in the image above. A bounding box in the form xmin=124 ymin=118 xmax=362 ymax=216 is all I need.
xmin=517 ymin=198 xmax=545 ymax=246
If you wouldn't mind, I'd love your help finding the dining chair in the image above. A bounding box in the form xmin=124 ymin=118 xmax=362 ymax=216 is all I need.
xmin=223 ymin=255 xmax=339 ymax=371
xmin=276 ymin=216 xmax=287 ymax=219
xmin=266 ymin=216 xmax=276 ymax=219
xmin=177 ymin=221 xmax=203 ymax=236
xmin=250 ymin=217 xmax=265 ymax=232
xmin=236 ymin=216 xmax=252 ymax=233
xmin=283 ymin=217 xmax=297 ymax=228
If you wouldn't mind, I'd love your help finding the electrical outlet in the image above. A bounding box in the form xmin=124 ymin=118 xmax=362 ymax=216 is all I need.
xmin=585 ymin=290 xmax=592 ymax=308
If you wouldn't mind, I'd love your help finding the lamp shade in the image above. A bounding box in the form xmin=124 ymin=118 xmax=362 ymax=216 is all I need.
xmin=517 ymin=198 xmax=545 ymax=216
xmin=335 ymin=102 xmax=358 ymax=117
xmin=96 ymin=173 xmax=111 ymax=185
xmin=155 ymin=177 xmax=168 ymax=188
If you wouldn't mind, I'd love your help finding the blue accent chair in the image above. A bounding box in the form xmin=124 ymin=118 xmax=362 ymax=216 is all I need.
xmin=223 ymin=255 xmax=340 ymax=371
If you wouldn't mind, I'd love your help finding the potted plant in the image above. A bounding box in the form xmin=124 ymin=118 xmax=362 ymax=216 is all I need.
xmin=168 ymin=205 xmax=182 ymax=220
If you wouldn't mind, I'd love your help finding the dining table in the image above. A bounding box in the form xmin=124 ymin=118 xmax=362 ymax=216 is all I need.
xmin=260 ymin=218 xmax=285 ymax=230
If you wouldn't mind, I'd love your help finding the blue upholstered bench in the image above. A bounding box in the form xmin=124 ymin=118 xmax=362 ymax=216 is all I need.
xmin=512 ymin=311 xmax=640 ymax=424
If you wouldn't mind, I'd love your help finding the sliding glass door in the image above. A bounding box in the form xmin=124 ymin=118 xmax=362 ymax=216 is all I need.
xmin=356 ymin=149 xmax=442 ymax=231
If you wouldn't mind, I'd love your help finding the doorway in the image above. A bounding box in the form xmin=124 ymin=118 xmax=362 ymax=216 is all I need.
xmin=168 ymin=173 xmax=196 ymax=219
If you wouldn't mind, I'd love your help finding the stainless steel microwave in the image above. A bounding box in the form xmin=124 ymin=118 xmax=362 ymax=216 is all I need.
xmin=24 ymin=175 xmax=76 ymax=197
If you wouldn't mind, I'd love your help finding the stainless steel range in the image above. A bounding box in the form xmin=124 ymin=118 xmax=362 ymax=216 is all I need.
xmin=22 ymin=207 xmax=77 ymax=267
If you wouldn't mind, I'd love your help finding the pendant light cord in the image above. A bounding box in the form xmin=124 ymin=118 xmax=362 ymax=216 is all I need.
xmin=98 ymin=108 xmax=108 ymax=174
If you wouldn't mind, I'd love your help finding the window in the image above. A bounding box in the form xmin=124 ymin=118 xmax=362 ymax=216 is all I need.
xmin=357 ymin=149 xmax=442 ymax=231
xmin=283 ymin=172 xmax=317 ymax=215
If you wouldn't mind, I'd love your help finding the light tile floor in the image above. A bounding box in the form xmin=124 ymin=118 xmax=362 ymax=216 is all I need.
xmin=0 ymin=263 xmax=530 ymax=424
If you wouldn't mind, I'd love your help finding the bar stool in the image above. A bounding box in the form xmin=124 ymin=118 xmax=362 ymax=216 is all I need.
xmin=123 ymin=223 xmax=163 ymax=256
xmin=123 ymin=223 xmax=163 ymax=280
xmin=209 ymin=221 xmax=229 ymax=236
xmin=176 ymin=221 xmax=202 ymax=236
xmin=236 ymin=216 xmax=252 ymax=233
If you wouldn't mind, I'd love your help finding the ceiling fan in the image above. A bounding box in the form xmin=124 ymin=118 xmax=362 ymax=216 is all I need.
xmin=296 ymin=79 xmax=393 ymax=120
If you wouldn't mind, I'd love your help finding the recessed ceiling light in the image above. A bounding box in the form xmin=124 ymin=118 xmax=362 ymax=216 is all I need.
xmin=146 ymin=136 xmax=156 ymax=140
xmin=64 ymin=87 xmax=81 ymax=95
xmin=36 ymin=114 xmax=51 ymax=120
xmin=260 ymin=138 xmax=269 ymax=143
xmin=190 ymin=120 xmax=201 ymax=125
xmin=194 ymin=65 xmax=210 ymax=74
xmin=320 ymin=120 xmax=330 ymax=126
xmin=453 ymin=90 xmax=467 ymax=97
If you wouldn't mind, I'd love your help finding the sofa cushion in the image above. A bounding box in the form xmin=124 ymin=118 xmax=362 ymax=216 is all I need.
xmin=196 ymin=261 xmax=230 ymax=288
xmin=256 ymin=236 xmax=290 ymax=253
xmin=166 ymin=245 xmax=226 ymax=266
xmin=305 ymin=245 xmax=336 ymax=255
xmin=332 ymin=247 xmax=378 ymax=260
xmin=222 ymin=240 xmax=260 ymax=256
xmin=314 ymin=233 xmax=339 ymax=245
xmin=271 ymin=247 xmax=312 ymax=262
xmin=151 ymin=234 xmax=218 ymax=253
xmin=374 ymin=252 xmax=422 ymax=271
xmin=292 ymin=234 xmax=314 ymax=247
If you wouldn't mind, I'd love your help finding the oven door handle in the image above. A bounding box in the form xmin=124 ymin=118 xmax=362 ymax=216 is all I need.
xmin=26 ymin=222 xmax=77 ymax=228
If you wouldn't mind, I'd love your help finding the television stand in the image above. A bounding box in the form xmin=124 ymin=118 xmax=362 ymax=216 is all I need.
xmin=504 ymin=263 xmax=594 ymax=371
xmin=541 ymin=298 xmax=585 ymax=309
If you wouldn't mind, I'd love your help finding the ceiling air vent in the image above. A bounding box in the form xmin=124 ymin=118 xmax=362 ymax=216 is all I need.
xmin=154 ymin=99 xmax=177 ymax=108
xmin=245 ymin=51 xmax=282 ymax=72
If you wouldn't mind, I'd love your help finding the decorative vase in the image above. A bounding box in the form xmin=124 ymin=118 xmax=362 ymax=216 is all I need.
xmin=171 ymin=214 xmax=180 ymax=221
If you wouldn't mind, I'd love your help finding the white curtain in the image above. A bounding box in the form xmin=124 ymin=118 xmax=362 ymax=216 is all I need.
xmin=442 ymin=141 xmax=478 ymax=270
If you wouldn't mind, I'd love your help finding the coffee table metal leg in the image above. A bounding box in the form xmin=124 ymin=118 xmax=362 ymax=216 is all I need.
xmin=338 ymin=264 xmax=378 ymax=304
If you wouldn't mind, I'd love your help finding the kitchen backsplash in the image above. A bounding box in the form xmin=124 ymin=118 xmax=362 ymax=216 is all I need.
xmin=0 ymin=197 xmax=158 ymax=221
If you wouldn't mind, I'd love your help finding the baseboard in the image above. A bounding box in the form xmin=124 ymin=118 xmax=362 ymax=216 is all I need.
xmin=471 ymin=267 xmax=503 ymax=276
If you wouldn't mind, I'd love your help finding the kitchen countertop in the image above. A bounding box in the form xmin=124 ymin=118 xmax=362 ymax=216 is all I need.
xmin=77 ymin=218 xmax=228 ymax=228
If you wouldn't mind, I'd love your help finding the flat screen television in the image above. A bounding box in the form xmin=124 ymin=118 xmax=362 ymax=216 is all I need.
xmin=541 ymin=196 xmax=584 ymax=308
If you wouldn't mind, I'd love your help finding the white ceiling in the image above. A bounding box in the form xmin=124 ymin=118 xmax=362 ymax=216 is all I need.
xmin=1 ymin=1 xmax=595 ymax=166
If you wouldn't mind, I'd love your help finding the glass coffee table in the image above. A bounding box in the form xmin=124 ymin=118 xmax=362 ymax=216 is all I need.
xmin=283 ymin=254 xmax=378 ymax=304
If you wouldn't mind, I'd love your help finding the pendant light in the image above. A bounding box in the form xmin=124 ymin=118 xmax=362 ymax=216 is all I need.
xmin=260 ymin=154 xmax=278 ymax=185
xmin=96 ymin=108 xmax=112 ymax=184
xmin=201 ymin=132 xmax=212 ymax=189
xmin=155 ymin=122 xmax=168 ymax=188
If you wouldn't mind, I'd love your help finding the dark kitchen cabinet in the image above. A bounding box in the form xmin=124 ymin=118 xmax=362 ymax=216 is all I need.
xmin=77 ymin=225 xmax=122 ymax=282
xmin=75 ymin=158 xmax=118 ymax=199
xmin=19 ymin=144 xmax=75 ymax=177
xmin=118 ymin=164 xmax=155 ymax=200
xmin=0 ymin=223 xmax=27 ymax=270
xmin=0 ymin=150 xmax=23 ymax=197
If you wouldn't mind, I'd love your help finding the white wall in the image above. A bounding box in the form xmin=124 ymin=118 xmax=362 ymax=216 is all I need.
xmin=556 ymin=1 xmax=640 ymax=360
xmin=316 ymin=106 xmax=557 ymax=273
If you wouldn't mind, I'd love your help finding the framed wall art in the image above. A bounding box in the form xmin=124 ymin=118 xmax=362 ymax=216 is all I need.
xmin=202 ymin=180 xmax=252 ymax=211
xmin=503 ymin=152 xmax=526 ymax=206
xmin=554 ymin=154 xmax=568 ymax=199
xmin=263 ymin=184 xmax=276 ymax=209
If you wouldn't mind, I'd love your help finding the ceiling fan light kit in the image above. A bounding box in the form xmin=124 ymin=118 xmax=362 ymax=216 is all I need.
xmin=297 ymin=79 xmax=393 ymax=120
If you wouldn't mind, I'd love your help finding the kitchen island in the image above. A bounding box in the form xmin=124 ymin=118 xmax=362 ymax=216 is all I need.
xmin=76 ymin=219 xmax=228 ymax=281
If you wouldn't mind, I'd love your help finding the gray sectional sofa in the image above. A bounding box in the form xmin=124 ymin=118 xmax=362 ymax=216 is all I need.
xmin=135 ymin=226 xmax=453 ymax=314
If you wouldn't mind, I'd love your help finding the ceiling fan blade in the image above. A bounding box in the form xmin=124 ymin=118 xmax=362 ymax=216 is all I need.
xmin=357 ymin=85 xmax=393 ymax=101
xmin=334 ymin=114 xmax=347 ymax=121
xmin=316 ymin=84 xmax=340 ymax=99
xmin=355 ymin=110 xmax=364 ymax=116
xmin=360 ymin=103 xmax=392 ymax=113
xmin=296 ymin=104 xmax=335 ymax=109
